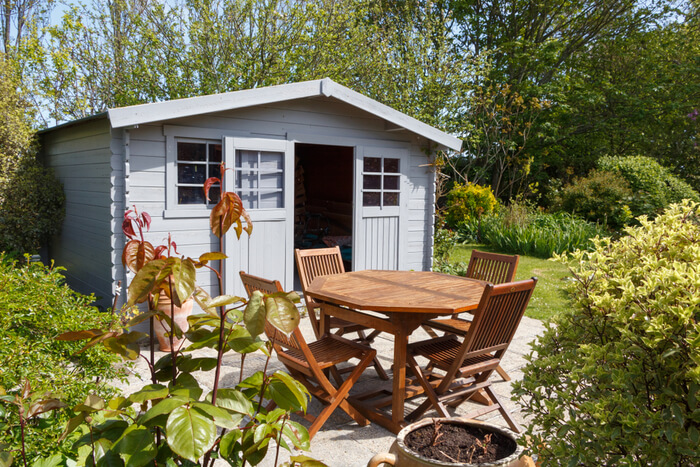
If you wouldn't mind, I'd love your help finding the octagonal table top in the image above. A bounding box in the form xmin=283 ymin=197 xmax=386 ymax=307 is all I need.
xmin=306 ymin=270 xmax=486 ymax=315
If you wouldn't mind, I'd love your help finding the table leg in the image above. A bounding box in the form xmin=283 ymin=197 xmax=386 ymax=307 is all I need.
xmin=391 ymin=324 xmax=409 ymax=428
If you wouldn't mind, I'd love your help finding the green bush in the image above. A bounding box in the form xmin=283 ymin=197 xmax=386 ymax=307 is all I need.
xmin=0 ymin=160 xmax=65 ymax=256
xmin=598 ymin=155 xmax=700 ymax=217
xmin=514 ymin=201 xmax=700 ymax=465
xmin=479 ymin=202 xmax=605 ymax=258
xmin=444 ymin=182 xmax=498 ymax=229
xmin=0 ymin=255 xmax=125 ymax=461
xmin=553 ymin=169 xmax=633 ymax=229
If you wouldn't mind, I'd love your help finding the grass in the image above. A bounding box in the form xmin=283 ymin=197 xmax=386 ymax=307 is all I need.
xmin=449 ymin=244 xmax=571 ymax=322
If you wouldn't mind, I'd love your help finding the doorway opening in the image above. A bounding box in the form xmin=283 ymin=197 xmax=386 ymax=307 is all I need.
xmin=294 ymin=143 xmax=354 ymax=276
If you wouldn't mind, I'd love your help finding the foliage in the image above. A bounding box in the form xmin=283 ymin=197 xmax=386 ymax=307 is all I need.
xmin=552 ymin=169 xmax=633 ymax=230
xmin=0 ymin=55 xmax=64 ymax=257
xmin=444 ymin=182 xmax=498 ymax=229
xmin=433 ymin=227 xmax=457 ymax=263
xmin=598 ymin=155 xmax=700 ymax=217
xmin=479 ymin=202 xmax=605 ymax=258
xmin=46 ymin=166 xmax=317 ymax=466
xmin=514 ymin=201 xmax=700 ymax=465
xmin=0 ymin=254 xmax=124 ymax=462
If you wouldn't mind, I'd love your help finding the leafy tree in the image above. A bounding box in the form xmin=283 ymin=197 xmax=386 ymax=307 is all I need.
xmin=0 ymin=55 xmax=64 ymax=256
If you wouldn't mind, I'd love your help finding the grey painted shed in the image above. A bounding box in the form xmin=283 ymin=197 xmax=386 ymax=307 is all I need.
xmin=40 ymin=78 xmax=462 ymax=308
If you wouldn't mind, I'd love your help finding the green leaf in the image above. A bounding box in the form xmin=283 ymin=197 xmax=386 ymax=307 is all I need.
xmin=112 ymin=425 xmax=157 ymax=467
xmin=59 ymin=412 xmax=86 ymax=442
xmin=129 ymin=384 xmax=169 ymax=403
xmin=267 ymin=372 xmax=309 ymax=412
xmin=191 ymin=402 xmax=243 ymax=429
xmin=227 ymin=326 xmax=265 ymax=354
xmin=281 ymin=420 xmax=310 ymax=451
xmin=210 ymin=389 xmax=254 ymax=415
xmin=139 ymin=397 xmax=188 ymax=426
xmin=166 ymin=405 xmax=217 ymax=462
xmin=127 ymin=259 xmax=170 ymax=307
xmin=209 ymin=295 xmax=245 ymax=309
xmin=170 ymin=257 xmax=196 ymax=305
xmin=74 ymin=394 xmax=106 ymax=413
xmin=241 ymin=428 xmax=268 ymax=466
xmin=30 ymin=453 xmax=63 ymax=467
xmin=288 ymin=454 xmax=327 ymax=467
xmin=265 ymin=295 xmax=301 ymax=335
xmin=219 ymin=429 xmax=241 ymax=462
xmin=178 ymin=357 xmax=218 ymax=373
xmin=198 ymin=252 xmax=227 ymax=263
xmin=0 ymin=450 xmax=12 ymax=467
xmin=244 ymin=291 xmax=266 ymax=337
xmin=104 ymin=331 xmax=147 ymax=360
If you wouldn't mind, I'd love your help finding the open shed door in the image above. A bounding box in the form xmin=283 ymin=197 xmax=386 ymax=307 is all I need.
xmin=223 ymin=137 xmax=294 ymax=295
xmin=353 ymin=146 xmax=409 ymax=270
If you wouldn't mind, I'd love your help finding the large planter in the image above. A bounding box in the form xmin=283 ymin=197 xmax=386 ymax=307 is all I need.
xmin=154 ymin=291 xmax=193 ymax=351
xmin=368 ymin=418 xmax=535 ymax=467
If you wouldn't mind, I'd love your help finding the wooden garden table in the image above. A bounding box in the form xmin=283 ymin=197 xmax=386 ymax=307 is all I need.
xmin=305 ymin=270 xmax=486 ymax=433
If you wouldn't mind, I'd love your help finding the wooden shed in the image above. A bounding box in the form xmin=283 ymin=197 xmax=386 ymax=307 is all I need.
xmin=39 ymin=78 xmax=462 ymax=308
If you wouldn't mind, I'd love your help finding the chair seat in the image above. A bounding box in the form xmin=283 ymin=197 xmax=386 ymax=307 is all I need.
xmin=280 ymin=334 xmax=368 ymax=369
xmin=409 ymin=335 xmax=498 ymax=373
xmin=423 ymin=317 xmax=471 ymax=335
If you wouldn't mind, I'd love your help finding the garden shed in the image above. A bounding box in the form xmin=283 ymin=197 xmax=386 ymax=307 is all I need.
xmin=39 ymin=78 xmax=462 ymax=308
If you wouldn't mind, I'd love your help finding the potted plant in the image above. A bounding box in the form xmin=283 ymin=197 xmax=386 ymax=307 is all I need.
xmin=368 ymin=418 xmax=535 ymax=467
xmin=55 ymin=164 xmax=322 ymax=465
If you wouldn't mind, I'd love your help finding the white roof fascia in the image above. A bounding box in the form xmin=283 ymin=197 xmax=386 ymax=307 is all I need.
xmin=108 ymin=80 xmax=324 ymax=129
xmin=107 ymin=78 xmax=462 ymax=151
xmin=320 ymin=78 xmax=462 ymax=151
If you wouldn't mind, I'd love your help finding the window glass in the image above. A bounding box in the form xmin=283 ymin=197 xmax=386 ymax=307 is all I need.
xmin=176 ymin=141 xmax=221 ymax=205
xmin=234 ymin=149 xmax=284 ymax=209
xmin=362 ymin=156 xmax=401 ymax=207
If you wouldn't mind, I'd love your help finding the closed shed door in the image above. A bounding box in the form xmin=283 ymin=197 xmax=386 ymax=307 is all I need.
xmin=224 ymin=137 xmax=293 ymax=294
xmin=353 ymin=146 xmax=409 ymax=270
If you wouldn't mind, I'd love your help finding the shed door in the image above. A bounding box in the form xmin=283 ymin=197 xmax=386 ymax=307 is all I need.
xmin=223 ymin=137 xmax=293 ymax=295
xmin=353 ymin=146 xmax=409 ymax=270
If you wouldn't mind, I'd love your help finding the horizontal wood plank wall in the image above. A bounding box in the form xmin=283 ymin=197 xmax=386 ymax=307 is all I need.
xmin=41 ymin=118 xmax=116 ymax=307
xmin=117 ymin=97 xmax=435 ymax=300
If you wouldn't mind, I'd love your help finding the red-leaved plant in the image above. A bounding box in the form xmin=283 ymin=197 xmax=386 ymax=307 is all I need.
xmin=56 ymin=163 xmax=316 ymax=466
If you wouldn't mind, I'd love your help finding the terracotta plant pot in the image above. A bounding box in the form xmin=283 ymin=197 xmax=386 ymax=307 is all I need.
xmin=154 ymin=291 xmax=193 ymax=351
xmin=367 ymin=418 xmax=535 ymax=467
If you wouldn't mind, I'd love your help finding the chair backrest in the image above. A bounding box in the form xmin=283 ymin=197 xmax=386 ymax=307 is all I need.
xmin=465 ymin=250 xmax=519 ymax=284
xmin=446 ymin=278 xmax=537 ymax=382
xmin=295 ymin=246 xmax=345 ymax=298
xmin=239 ymin=271 xmax=304 ymax=352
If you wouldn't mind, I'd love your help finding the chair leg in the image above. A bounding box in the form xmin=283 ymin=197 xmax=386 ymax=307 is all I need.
xmin=484 ymin=386 xmax=521 ymax=433
xmin=495 ymin=365 xmax=511 ymax=381
xmin=373 ymin=356 xmax=389 ymax=380
xmin=421 ymin=324 xmax=440 ymax=339
xmin=405 ymin=355 xmax=449 ymax=422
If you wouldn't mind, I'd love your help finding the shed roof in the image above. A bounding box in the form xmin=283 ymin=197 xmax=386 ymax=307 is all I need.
xmin=106 ymin=78 xmax=462 ymax=151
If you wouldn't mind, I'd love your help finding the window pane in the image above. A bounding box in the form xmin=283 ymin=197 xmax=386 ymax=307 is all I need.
xmin=260 ymin=172 xmax=282 ymax=189
xmin=260 ymin=151 xmax=283 ymax=170
xmin=209 ymin=163 xmax=221 ymax=180
xmin=236 ymin=171 xmax=258 ymax=189
xmin=384 ymin=175 xmax=400 ymax=190
xmin=238 ymin=191 xmax=258 ymax=209
xmin=178 ymin=142 xmax=206 ymax=161
xmin=236 ymin=150 xmax=258 ymax=169
xmin=179 ymin=186 xmax=205 ymax=204
xmin=363 ymin=174 xmax=381 ymax=189
xmin=209 ymin=144 xmax=222 ymax=162
xmin=384 ymin=158 xmax=400 ymax=173
xmin=178 ymin=164 xmax=206 ymax=184
xmin=260 ymin=191 xmax=283 ymax=208
xmin=364 ymin=157 xmax=381 ymax=172
xmin=383 ymin=192 xmax=399 ymax=206
xmin=363 ymin=192 xmax=380 ymax=206
xmin=207 ymin=185 xmax=220 ymax=203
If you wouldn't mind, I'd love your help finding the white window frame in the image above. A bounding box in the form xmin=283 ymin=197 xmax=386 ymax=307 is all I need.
xmin=361 ymin=155 xmax=402 ymax=209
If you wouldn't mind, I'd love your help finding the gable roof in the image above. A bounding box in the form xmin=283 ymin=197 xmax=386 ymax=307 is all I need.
xmin=107 ymin=78 xmax=462 ymax=151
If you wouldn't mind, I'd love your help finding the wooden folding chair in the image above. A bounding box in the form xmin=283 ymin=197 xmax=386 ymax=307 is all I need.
xmin=407 ymin=278 xmax=537 ymax=433
xmin=295 ymin=247 xmax=388 ymax=379
xmin=239 ymin=271 xmax=376 ymax=439
xmin=423 ymin=250 xmax=519 ymax=381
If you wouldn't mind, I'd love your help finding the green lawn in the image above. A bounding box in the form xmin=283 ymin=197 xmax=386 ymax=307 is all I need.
xmin=449 ymin=244 xmax=571 ymax=322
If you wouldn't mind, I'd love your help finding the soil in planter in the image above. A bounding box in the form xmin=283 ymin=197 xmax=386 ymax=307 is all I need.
xmin=404 ymin=422 xmax=517 ymax=464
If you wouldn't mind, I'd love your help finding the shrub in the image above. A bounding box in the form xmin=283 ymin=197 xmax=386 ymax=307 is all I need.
xmin=552 ymin=169 xmax=633 ymax=229
xmin=0 ymin=255 xmax=124 ymax=461
xmin=598 ymin=155 xmax=700 ymax=217
xmin=0 ymin=160 xmax=65 ymax=256
xmin=444 ymin=182 xmax=498 ymax=229
xmin=479 ymin=202 xmax=604 ymax=258
xmin=514 ymin=201 xmax=700 ymax=465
